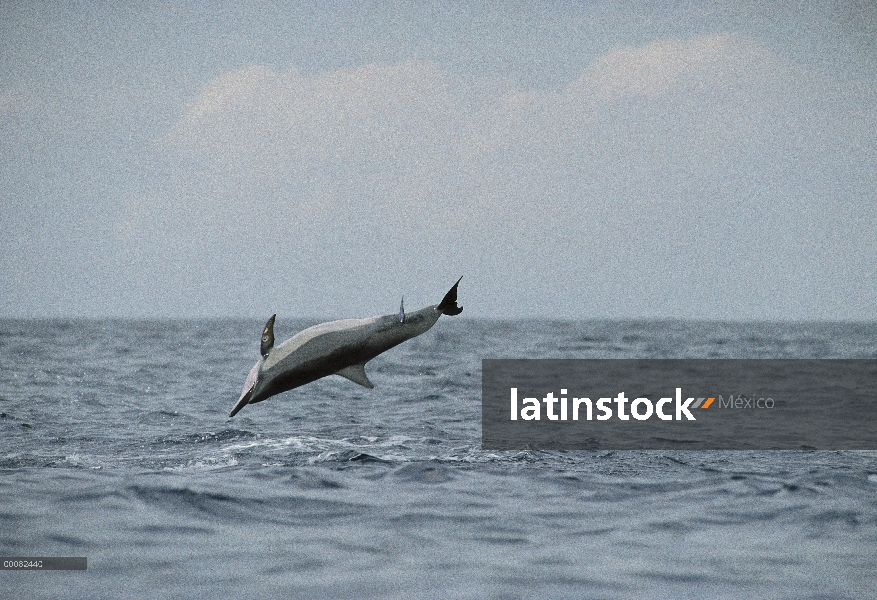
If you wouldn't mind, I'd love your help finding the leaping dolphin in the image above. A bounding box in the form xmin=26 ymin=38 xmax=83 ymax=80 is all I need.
xmin=229 ymin=278 xmax=463 ymax=417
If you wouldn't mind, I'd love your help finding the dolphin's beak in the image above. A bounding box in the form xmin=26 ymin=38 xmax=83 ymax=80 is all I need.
xmin=229 ymin=388 xmax=252 ymax=417
xmin=230 ymin=361 xmax=260 ymax=417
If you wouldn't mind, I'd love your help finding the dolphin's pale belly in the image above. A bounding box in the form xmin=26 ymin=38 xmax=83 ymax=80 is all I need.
xmin=250 ymin=317 xmax=412 ymax=404
xmin=254 ymin=346 xmax=371 ymax=403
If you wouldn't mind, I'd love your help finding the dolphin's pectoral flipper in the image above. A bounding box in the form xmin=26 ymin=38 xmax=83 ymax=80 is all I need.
xmin=436 ymin=277 xmax=463 ymax=315
xmin=261 ymin=314 xmax=276 ymax=357
xmin=335 ymin=363 xmax=375 ymax=388
xmin=399 ymin=297 xmax=405 ymax=323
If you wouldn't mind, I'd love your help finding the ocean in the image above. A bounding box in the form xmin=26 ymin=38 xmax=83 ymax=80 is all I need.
xmin=1 ymin=318 xmax=876 ymax=599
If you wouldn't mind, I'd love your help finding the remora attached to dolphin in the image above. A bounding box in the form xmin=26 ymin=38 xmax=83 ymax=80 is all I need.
xmin=229 ymin=278 xmax=464 ymax=417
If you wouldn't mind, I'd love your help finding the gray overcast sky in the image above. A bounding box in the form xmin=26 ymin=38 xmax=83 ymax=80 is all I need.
xmin=2 ymin=1 xmax=875 ymax=320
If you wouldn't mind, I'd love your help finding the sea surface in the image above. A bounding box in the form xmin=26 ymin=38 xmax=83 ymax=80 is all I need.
xmin=1 ymin=318 xmax=876 ymax=599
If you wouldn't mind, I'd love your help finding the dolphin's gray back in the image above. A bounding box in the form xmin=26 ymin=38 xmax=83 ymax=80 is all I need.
xmin=264 ymin=316 xmax=383 ymax=371
xmin=265 ymin=307 xmax=441 ymax=375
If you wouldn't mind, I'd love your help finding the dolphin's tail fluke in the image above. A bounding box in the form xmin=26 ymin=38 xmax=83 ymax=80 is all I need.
xmin=436 ymin=277 xmax=463 ymax=315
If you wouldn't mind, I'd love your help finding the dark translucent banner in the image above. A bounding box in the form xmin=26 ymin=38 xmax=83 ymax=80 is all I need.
xmin=482 ymin=360 xmax=877 ymax=450
xmin=1 ymin=557 xmax=87 ymax=570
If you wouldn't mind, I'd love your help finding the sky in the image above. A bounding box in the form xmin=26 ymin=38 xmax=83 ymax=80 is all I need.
xmin=1 ymin=1 xmax=875 ymax=320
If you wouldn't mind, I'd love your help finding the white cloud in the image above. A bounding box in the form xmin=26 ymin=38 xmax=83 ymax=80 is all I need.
xmin=165 ymin=33 xmax=791 ymax=173
xmin=156 ymin=33 xmax=874 ymax=317
xmin=568 ymin=33 xmax=770 ymax=101
xmin=167 ymin=60 xmax=467 ymax=167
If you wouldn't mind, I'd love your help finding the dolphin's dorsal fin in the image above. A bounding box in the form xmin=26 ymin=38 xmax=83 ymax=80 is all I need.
xmin=335 ymin=363 xmax=374 ymax=389
xmin=260 ymin=314 xmax=276 ymax=357
xmin=399 ymin=297 xmax=405 ymax=323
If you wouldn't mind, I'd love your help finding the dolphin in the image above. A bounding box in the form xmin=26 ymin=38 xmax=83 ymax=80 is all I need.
xmin=229 ymin=278 xmax=463 ymax=417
